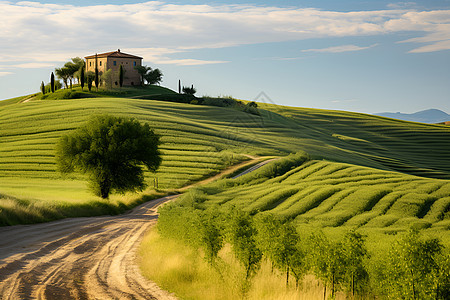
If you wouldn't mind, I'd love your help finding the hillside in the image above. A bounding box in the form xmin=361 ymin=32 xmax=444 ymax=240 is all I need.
xmin=1 ymin=92 xmax=450 ymax=226
xmin=375 ymin=108 xmax=450 ymax=124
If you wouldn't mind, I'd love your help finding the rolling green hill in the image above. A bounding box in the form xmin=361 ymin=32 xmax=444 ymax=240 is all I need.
xmin=1 ymin=90 xmax=450 ymax=227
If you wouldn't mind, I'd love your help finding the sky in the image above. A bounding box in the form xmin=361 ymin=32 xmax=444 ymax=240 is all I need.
xmin=0 ymin=0 xmax=449 ymax=114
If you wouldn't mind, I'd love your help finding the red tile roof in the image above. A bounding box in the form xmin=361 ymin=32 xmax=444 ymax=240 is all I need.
xmin=85 ymin=49 xmax=142 ymax=59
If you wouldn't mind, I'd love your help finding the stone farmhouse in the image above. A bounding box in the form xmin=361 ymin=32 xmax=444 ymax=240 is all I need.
xmin=85 ymin=50 xmax=142 ymax=86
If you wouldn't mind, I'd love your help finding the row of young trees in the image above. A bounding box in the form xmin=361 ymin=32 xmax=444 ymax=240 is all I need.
xmin=157 ymin=201 xmax=450 ymax=299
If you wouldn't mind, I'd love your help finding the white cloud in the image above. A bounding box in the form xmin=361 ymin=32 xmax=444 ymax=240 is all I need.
xmin=0 ymin=0 xmax=449 ymax=71
xmin=302 ymin=44 xmax=378 ymax=53
xmin=0 ymin=72 xmax=13 ymax=77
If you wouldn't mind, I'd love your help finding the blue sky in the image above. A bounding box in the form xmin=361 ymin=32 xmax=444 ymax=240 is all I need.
xmin=1 ymin=1 xmax=449 ymax=114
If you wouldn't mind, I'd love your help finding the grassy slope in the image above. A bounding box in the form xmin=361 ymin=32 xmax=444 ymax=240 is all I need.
xmin=1 ymin=90 xmax=450 ymax=226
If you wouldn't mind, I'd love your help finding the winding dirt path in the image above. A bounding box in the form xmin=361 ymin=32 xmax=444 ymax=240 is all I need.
xmin=0 ymin=157 xmax=276 ymax=299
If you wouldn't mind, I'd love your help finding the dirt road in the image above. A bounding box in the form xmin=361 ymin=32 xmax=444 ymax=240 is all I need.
xmin=0 ymin=157 xmax=276 ymax=299
xmin=0 ymin=195 xmax=181 ymax=300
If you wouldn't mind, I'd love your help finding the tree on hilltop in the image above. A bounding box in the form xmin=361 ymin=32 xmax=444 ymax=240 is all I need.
xmin=134 ymin=65 xmax=163 ymax=86
xmin=80 ymin=64 xmax=85 ymax=91
xmin=183 ymin=85 xmax=196 ymax=95
xmin=55 ymin=67 xmax=71 ymax=89
xmin=119 ymin=65 xmax=124 ymax=88
xmin=56 ymin=115 xmax=162 ymax=199
xmin=50 ymin=72 xmax=55 ymax=93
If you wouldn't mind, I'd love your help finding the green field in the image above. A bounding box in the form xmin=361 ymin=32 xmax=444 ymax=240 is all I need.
xmin=1 ymin=87 xmax=450 ymax=226
xmin=2 ymin=87 xmax=450 ymax=298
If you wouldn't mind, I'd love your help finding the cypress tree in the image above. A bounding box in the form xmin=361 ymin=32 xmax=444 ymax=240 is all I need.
xmin=50 ymin=72 xmax=55 ymax=93
xmin=119 ymin=65 xmax=124 ymax=88
xmin=178 ymin=79 xmax=181 ymax=93
xmin=95 ymin=53 xmax=99 ymax=91
xmin=40 ymin=81 xmax=45 ymax=95
xmin=80 ymin=64 xmax=85 ymax=91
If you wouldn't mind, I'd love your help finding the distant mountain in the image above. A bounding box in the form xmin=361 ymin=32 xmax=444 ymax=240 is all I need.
xmin=374 ymin=109 xmax=450 ymax=124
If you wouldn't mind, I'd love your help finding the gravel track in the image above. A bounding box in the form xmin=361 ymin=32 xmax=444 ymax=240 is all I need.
xmin=0 ymin=157 xmax=276 ymax=299
xmin=0 ymin=195 xmax=178 ymax=300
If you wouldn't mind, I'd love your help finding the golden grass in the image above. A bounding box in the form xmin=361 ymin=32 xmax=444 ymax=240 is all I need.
xmin=139 ymin=229 xmax=350 ymax=300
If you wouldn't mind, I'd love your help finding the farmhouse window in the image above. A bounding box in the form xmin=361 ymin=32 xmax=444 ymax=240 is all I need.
xmin=133 ymin=61 xmax=136 ymax=66
xmin=100 ymin=61 xmax=102 ymax=66
xmin=113 ymin=61 xmax=117 ymax=66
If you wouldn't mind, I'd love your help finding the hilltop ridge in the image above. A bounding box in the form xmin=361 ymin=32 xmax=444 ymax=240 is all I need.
xmin=375 ymin=108 xmax=450 ymax=124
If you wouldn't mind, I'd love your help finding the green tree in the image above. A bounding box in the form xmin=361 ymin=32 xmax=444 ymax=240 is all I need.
xmin=198 ymin=208 xmax=224 ymax=266
xmin=183 ymin=85 xmax=196 ymax=95
xmin=86 ymin=71 xmax=95 ymax=92
xmin=307 ymin=232 xmax=346 ymax=299
xmin=119 ymin=65 xmax=124 ymax=88
xmin=145 ymin=68 xmax=163 ymax=85
xmin=341 ymin=231 xmax=369 ymax=296
xmin=134 ymin=65 xmax=150 ymax=86
xmin=380 ymin=230 xmax=446 ymax=299
xmin=134 ymin=65 xmax=163 ymax=86
xmin=101 ymin=69 xmax=114 ymax=90
xmin=227 ymin=209 xmax=262 ymax=282
xmin=256 ymin=214 xmax=302 ymax=287
xmin=40 ymin=81 xmax=45 ymax=95
xmin=56 ymin=115 xmax=162 ymax=199
xmin=80 ymin=64 xmax=85 ymax=91
xmin=55 ymin=66 xmax=71 ymax=89
xmin=50 ymin=72 xmax=55 ymax=93
xmin=95 ymin=54 xmax=99 ymax=91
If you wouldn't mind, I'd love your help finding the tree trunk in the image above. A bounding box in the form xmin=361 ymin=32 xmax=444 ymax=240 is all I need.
xmin=410 ymin=269 xmax=416 ymax=300
xmin=286 ymin=266 xmax=289 ymax=288
xmin=352 ymin=272 xmax=354 ymax=297
xmin=332 ymin=273 xmax=335 ymax=298
xmin=323 ymin=284 xmax=327 ymax=300
xmin=100 ymin=179 xmax=111 ymax=199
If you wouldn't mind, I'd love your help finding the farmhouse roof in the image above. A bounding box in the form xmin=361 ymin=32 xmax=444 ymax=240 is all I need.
xmin=85 ymin=49 xmax=142 ymax=60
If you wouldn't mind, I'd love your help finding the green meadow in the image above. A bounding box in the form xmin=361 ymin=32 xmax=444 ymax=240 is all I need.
xmin=1 ymin=86 xmax=450 ymax=225
xmin=2 ymin=86 xmax=450 ymax=297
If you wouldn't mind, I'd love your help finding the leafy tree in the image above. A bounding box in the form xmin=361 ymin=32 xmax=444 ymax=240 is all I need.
xmin=227 ymin=209 xmax=262 ymax=281
xmin=183 ymin=85 xmax=197 ymax=95
xmin=56 ymin=115 xmax=161 ymax=199
xmin=307 ymin=232 xmax=346 ymax=299
xmin=40 ymin=81 xmax=45 ymax=95
xmin=86 ymin=71 xmax=95 ymax=92
xmin=380 ymin=229 xmax=446 ymax=299
xmin=70 ymin=57 xmax=84 ymax=84
xmin=55 ymin=66 xmax=71 ymax=89
xmin=145 ymin=68 xmax=163 ymax=85
xmin=101 ymin=69 xmax=114 ymax=90
xmin=119 ymin=65 xmax=124 ymax=88
xmin=341 ymin=231 xmax=369 ymax=296
xmin=135 ymin=65 xmax=150 ymax=86
xmin=256 ymin=214 xmax=302 ymax=287
xmin=198 ymin=208 xmax=224 ymax=266
xmin=134 ymin=65 xmax=163 ymax=85
xmin=50 ymin=72 xmax=55 ymax=93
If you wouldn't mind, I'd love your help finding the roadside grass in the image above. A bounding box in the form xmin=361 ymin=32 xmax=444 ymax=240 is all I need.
xmin=0 ymin=185 xmax=165 ymax=226
xmin=139 ymin=229 xmax=348 ymax=300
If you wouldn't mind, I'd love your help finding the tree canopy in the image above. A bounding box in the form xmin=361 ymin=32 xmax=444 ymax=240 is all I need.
xmin=56 ymin=115 xmax=162 ymax=199
xmin=134 ymin=65 xmax=163 ymax=86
